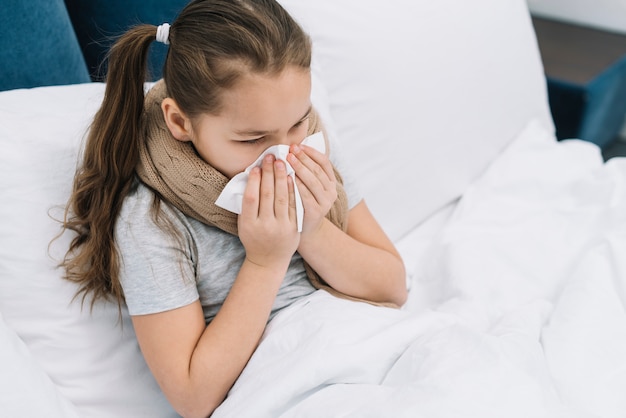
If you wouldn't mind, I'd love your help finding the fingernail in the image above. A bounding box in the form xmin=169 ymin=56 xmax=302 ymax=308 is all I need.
xmin=292 ymin=145 xmax=301 ymax=153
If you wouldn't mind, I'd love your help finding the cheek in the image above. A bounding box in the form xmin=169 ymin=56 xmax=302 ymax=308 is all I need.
xmin=190 ymin=140 xmax=235 ymax=178
xmin=211 ymin=155 xmax=250 ymax=179
xmin=201 ymin=145 xmax=262 ymax=179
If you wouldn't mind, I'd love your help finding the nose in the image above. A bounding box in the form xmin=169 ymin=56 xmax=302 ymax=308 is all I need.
xmin=276 ymin=131 xmax=304 ymax=148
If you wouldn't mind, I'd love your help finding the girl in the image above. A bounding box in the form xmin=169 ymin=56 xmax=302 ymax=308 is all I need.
xmin=62 ymin=0 xmax=407 ymax=416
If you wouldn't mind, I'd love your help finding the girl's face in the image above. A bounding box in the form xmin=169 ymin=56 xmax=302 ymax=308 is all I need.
xmin=189 ymin=66 xmax=312 ymax=179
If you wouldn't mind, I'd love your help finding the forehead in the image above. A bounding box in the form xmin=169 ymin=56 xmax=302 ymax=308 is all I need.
xmin=218 ymin=67 xmax=312 ymax=128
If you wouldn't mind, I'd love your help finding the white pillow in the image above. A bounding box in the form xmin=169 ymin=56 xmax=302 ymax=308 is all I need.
xmin=0 ymin=311 xmax=80 ymax=418
xmin=0 ymin=84 xmax=177 ymax=418
xmin=279 ymin=0 xmax=555 ymax=241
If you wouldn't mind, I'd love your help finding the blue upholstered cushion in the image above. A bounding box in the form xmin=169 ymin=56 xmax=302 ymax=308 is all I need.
xmin=0 ymin=0 xmax=91 ymax=91
xmin=547 ymin=55 xmax=626 ymax=150
xmin=64 ymin=0 xmax=189 ymax=81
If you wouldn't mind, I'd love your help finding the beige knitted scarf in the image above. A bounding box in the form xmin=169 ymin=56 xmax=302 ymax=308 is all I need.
xmin=137 ymin=80 xmax=380 ymax=304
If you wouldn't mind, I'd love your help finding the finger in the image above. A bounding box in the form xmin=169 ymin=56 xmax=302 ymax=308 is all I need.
xmin=287 ymin=175 xmax=297 ymax=226
xmin=241 ymin=166 xmax=261 ymax=219
xmin=292 ymin=144 xmax=335 ymax=182
xmin=292 ymin=174 xmax=313 ymax=205
xmin=258 ymin=154 xmax=275 ymax=218
xmin=273 ymin=159 xmax=289 ymax=218
xmin=288 ymin=150 xmax=328 ymax=204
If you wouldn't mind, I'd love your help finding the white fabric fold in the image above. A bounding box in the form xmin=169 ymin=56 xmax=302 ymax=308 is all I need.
xmin=215 ymin=132 xmax=326 ymax=232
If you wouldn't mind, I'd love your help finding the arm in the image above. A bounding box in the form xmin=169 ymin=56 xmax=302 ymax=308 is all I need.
xmin=131 ymin=156 xmax=299 ymax=418
xmin=287 ymin=144 xmax=408 ymax=306
xmin=131 ymin=260 xmax=286 ymax=418
xmin=298 ymin=201 xmax=407 ymax=306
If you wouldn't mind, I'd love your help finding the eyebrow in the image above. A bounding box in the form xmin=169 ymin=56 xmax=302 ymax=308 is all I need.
xmin=234 ymin=105 xmax=312 ymax=136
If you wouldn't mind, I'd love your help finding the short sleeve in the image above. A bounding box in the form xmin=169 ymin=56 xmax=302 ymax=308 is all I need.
xmin=115 ymin=185 xmax=199 ymax=315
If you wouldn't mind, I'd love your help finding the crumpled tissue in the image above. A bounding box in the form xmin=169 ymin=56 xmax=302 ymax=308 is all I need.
xmin=215 ymin=132 xmax=326 ymax=232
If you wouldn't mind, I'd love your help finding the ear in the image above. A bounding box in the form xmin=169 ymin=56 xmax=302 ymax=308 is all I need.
xmin=161 ymin=98 xmax=193 ymax=142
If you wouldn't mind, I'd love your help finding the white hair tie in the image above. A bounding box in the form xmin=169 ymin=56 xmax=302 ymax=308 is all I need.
xmin=156 ymin=23 xmax=171 ymax=45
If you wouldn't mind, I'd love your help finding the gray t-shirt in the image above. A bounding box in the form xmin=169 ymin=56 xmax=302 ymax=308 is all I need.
xmin=115 ymin=142 xmax=362 ymax=324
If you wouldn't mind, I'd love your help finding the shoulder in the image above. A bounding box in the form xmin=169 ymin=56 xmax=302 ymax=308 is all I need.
xmin=116 ymin=180 xmax=193 ymax=246
xmin=115 ymin=181 xmax=200 ymax=315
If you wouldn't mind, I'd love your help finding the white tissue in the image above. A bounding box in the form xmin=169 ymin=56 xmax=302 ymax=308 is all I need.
xmin=215 ymin=132 xmax=326 ymax=232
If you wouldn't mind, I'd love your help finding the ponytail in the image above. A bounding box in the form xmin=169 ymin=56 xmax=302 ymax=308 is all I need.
xmin=62 ymin=25 xmax=157 ymax=310
xmin=61 ymin=0 xmax=314 ymax=310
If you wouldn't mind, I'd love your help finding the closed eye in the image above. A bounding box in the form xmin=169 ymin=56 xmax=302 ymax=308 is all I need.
xmin=294 ymin=109 xmax=312 ymax=129
xmin=240 ymin=136 xmax=265 ymax=144
xmin=234 ymin=106 xmax=311 ymax=144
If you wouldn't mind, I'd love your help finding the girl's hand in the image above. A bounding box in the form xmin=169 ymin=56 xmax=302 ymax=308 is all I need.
xmin=238 ymin=154 xmax=300 ymax=270
xmin=287 ymin=144 xmax=338 ymax=236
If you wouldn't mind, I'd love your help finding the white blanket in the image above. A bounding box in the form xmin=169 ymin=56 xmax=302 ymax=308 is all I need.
xmin=213 ymin=121 xmax=626 ymax=418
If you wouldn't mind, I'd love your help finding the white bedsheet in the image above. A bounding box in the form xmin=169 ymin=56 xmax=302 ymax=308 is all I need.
xmin=212 ymin=120 xmax=626 ymax=418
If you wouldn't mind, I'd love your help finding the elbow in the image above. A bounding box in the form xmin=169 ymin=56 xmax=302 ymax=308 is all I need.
xmin=165 ymin=384 xmax=224 ymax=418
xmin=369 ymin=258 xmax=408 ymax=307
xmin=368 ymin=277 xmax=407 ymax=308
xmin=394 ymin=284 xmax=408 ymax=307
xmin=179 ymin=409 xmax=214 ymax=418
xmin=390 ymin=273 xmax=408 ymax=307
xmin=174 ymin=399 xmax=221 ymax=418
xmin=388 ymin=259 xmax=408 ymax=307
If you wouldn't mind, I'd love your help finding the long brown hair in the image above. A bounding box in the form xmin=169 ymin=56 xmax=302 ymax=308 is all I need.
xmin=61 ymin=0 xmax=312 ymax=309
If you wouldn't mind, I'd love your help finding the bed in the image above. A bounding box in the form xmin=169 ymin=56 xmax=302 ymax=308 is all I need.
xmin=1 ymin=0 xmax=625 ymax=417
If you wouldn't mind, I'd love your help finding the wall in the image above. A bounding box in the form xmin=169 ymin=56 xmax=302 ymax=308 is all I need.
xmin=528 ymin=0 xmax=626 ymax=141
xmin=527 ymin=0 xmax=626 ymax=34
